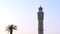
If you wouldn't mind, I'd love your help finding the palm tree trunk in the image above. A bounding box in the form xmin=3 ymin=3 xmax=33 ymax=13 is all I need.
xmin=10 ymin=30 xmax=13 ymax=34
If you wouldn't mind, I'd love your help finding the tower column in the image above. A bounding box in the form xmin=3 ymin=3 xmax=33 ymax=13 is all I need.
xmin=38 ymin=7 xmax=44 ymax=34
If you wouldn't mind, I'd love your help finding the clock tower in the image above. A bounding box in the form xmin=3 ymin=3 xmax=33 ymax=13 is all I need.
xmin=38 ymin=7 xmax=44 ymax=34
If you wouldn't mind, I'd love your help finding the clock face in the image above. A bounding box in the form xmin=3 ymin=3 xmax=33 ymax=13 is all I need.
xmin=38 ymin=13 xmax=43 ymax=17
xmin=38 ymin=12 xmax=44 ymax=20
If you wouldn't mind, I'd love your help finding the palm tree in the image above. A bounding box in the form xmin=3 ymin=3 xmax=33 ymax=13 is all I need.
xmin=6 ymin=24 xmax=17 ymax=34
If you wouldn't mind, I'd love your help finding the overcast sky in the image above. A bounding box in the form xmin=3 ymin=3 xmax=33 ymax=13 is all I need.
xmin=0 ymin=0 xmax=60 ymax=34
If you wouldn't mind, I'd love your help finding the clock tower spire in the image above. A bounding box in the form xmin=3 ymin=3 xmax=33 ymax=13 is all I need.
xmin=38 ymin=6 xmax=44 ymax=34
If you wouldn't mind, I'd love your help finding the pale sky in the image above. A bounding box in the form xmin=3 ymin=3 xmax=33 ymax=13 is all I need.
xmin=0 ymin=0 xmax=60 ymax=34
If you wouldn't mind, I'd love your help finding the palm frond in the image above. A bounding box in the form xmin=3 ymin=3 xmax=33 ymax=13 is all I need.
xmin=13 ymin=26 xmax=17 ymax=30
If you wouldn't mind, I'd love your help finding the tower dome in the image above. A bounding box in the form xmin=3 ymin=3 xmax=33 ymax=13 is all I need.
xmin=39 ymin=7 xmax=43 ymax=10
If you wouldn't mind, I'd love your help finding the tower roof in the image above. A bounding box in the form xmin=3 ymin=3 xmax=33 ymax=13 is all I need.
xmin=39 ymin=7 xmax=43 ymax=10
